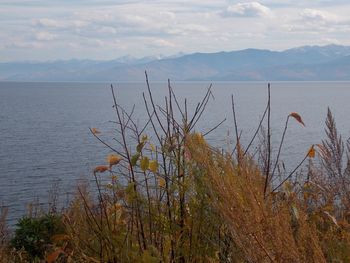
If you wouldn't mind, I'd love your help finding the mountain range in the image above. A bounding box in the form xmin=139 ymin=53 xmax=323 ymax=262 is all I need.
xmin=2 ymin=45 xmax=350 ymax=81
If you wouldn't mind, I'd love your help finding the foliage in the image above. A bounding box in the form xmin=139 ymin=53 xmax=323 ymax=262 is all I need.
xmin=10 ymin=214 xmax=65 ymax=261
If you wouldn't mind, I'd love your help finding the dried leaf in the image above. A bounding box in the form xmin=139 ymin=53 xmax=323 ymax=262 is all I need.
xmin=51 ymin=234 xmax=70 ymax=242
xmin=136 ymin=141 xmax=146 ymax=153
xmin=108 ymin=203 xmax=122 ymax=214
xmin=149 ymin=160 xmax=159 ymax=173
xmin=111 ymin=175 xmax=118 ymax=181
xmin=107 ymin=154 xmax=122 ymax=167
xmin=291 ymin=204 xmax=299 ymax=221
xmin=289 ymin=112 xmax=305 ymax=126
xmin=94 ymin=165 xmax=109 ymax=173
xmin=91 ymin=128 xmax=101 ymax=135
xmin=193 ymin=132 xmax=205 ymax=144
xmin=47 ymin=249 xmax=63 ymax=263
xmin=307 ymin=145 xmax=315 ymax=158
xmin=324 ymin=211 xmax=338 ymax=226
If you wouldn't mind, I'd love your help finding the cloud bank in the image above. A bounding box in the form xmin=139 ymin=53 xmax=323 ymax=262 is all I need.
xmin=1 ymin=1 xmax=350 ymax=61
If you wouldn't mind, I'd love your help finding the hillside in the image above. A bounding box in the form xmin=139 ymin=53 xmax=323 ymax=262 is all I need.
xmin=2 ymin=44 xmax=350 ymax=81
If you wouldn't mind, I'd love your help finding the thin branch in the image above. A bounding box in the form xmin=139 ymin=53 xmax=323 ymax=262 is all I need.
xmin=264 ymin=83 xmax=271 ymax=197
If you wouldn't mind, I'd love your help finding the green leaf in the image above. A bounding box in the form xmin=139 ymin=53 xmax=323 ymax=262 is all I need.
xmin=136 ymin=142 xmax=146 ymax=153
xmin=131 ymin=153 xmax=140 ymax=166
xmin=125 ymin=182 xmax=137 ymax=202
xmin=141 ymin=250 xmax=159 ymax=263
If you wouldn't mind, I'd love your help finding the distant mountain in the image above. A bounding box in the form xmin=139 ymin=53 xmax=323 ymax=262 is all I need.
xmin=2 ymin=45 xmax=350 ymax=81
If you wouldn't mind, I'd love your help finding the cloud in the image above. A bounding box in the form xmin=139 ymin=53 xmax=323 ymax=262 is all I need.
xmin=35 ymin=31 xmax=57 ymax=41
xmin=150 ymin=39 xmax=175 ymax=48
xmin=300 ymin=9 xmax=342 ymax=24
xmin=286 ymin=8 xmax=350 ymax=33
xmin=5 ymin=41 xmax=43 ymax=49
xmin=34 ymin=18 xmax=88 ymax=29
xmin=35 ymin=18 xmax=66 ymax=28
xmin=222 ymin=2 xmax=272 ymax=18
xmin=2 ymin=0 xmax=350 ymax=61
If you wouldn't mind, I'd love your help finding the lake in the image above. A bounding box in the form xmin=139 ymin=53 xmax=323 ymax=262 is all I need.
xmin=1 ymin=81 xmax=350 ymax=225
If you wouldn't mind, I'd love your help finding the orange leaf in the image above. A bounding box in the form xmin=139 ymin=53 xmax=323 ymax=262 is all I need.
xmin=289 ymin=112 xmax=305 ymax=126
xmin=91 ymin=128 xmax=101 ymax=135
xmin=107 ymin=154 xmax=122 ymax=167
xmin=94 ymin=165 xmax=109 ymax=173
xmin=157 ymin=177 xmax=166 ymax=188
xmin=51 ymin=234 xmax=70 ymax=242
xmin=307 ymin=145 xmax=315 ymax=158
xmin=47 ymin=249 xmax=63 ymax=263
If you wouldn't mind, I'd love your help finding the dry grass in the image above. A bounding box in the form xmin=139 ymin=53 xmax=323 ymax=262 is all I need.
xmin=187 ymin=134 xmax=326 ymax=262
xmin=0 ymin=206 xmax=10 ymax=262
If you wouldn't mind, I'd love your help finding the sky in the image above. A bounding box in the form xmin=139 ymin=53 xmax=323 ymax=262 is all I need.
xmin=1 ymin=0 xmax=350 ymax=62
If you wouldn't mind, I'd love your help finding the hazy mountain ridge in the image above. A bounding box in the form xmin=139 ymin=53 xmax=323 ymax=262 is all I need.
xmin=2 ymin=45 xmax=350 ymax=81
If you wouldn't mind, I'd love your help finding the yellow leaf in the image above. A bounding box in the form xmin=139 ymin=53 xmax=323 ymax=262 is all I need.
xmin=141 ymin=135 xmax=148 ymax=142
xmin=289 ymin=112 xmax=305 ymax=126
xmin=108 ymin=203 xmax=122 ymax=214
xmin=91 ymin=128 xmax=101 ymax=135
xmin=307 ymin=145 xmax=315 ymax=158
xmin=150 ymin=144 xmax=156 ymax=152
xmin=157 ymin=177 xmax=166 ymax=188
xmin=149 ymin=160 xmax=159 ymax=173
xmin=111 ymin=175 xmax=118 ymax=181
xmin=140 ymin=156 xmax=149 ymax=172
xmin=114 ymin=203 xmax=122 ymax=210
xmin=284 ymin=181 xmax=292 ymax=193
xmin=107 ymin=154 xmax=122 ymax=167
xmin=94 ymin=165 xmax=109 ymax=173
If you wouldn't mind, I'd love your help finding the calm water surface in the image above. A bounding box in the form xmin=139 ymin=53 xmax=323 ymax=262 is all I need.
xmin=1 ymin=81 xmax=350 ymax=225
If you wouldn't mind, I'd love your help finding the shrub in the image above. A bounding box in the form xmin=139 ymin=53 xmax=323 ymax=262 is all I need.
xmin=11 ymin=214 xmax=64 ymax=260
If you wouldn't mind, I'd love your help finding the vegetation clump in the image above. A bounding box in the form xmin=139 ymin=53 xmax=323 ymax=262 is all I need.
xmin=11 ymin=214 xmax=64 ymax=261
xmin=1 ymin=77 xmax=350 ymax=262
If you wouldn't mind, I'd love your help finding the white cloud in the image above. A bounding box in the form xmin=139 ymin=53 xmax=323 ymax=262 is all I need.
xmin=35 ymin=31 xmax=57 ymax=41
xmin=222 ymin=2 xmax=272 ymax=18
xmin=35 ymin=18 xmax=66 ymax=28
xmin=34 ymin=18 xmax=88 ymax=29
xmin=2 ymin=0 xmax=350 ymax=61
xmin=151 ymin=39 xmax=175 ymax=48
xmin=300 ymin=9 xmax=342 ymax=24
xmin=5 ymin=41 xmax=43 ymax=49
xmin=286 ymin=8 xmax=350 ymax=33
xmin=98 ymin=26 xmax=117 ymax=34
